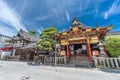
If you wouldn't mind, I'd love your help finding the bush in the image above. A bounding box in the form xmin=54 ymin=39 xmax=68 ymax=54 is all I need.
xmin=105 ymin=37 xmax=120 ymax=57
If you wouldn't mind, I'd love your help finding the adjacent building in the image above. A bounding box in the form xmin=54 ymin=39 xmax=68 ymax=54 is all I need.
xmin=7 ymin=29 xmax=39 ymax=60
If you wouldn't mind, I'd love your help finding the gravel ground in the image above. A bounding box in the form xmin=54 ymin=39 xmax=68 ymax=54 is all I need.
xmin=0 ymin=60 xmax=120 ymax=80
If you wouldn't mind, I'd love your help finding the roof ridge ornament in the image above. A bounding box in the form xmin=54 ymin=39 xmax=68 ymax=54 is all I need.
xmin=72 ymin=17 xmax=79 ymax=25
xmin=68 ymin=17 xmax=86 ymax=31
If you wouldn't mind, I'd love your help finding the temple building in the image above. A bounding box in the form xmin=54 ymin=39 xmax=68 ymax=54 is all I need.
xmin=56 ymin=18 xmax=112 ymax=65
xmin=7 ymin=29 xmax=39 ymax=60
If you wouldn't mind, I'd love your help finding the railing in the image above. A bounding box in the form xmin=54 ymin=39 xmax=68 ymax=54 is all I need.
xmin=38 ymin=55 xmax=45 ymax=63
xmin=43 ymin=56 xmax=67 ymax=65
xmin=93 ymin=57 xmax=120 ymax=69
xmin=0 ymin=56 xmax=20 ymax=61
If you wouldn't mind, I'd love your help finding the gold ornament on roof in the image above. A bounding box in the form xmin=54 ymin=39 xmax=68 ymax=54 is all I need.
xmin=73 ymin=27 xmax=78 ymax=31
xmin=86 ymin=28 xmax=92 ymax=32
xmin=62 ymin=32 xmax=67 ymax=35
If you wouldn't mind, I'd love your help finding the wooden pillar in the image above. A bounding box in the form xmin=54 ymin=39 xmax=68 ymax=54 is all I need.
xmin=66 ymin=44 xmax=70 ymax=58
xmin=86 ymin=39 xmax=92 ymax=60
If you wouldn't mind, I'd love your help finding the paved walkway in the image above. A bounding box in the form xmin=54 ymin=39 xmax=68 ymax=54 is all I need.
xmin=0 ymin=61 xmax=120 ymax=80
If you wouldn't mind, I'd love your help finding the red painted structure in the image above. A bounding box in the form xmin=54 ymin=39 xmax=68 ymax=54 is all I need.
xmin=0 ymin=46 xmax=13 ymax=51
xmin=56 ymin=18 xmax=112 ymax=61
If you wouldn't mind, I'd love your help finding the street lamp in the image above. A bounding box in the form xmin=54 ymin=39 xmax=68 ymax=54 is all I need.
xmin=98 ymin=40 xmax=107 ymax=57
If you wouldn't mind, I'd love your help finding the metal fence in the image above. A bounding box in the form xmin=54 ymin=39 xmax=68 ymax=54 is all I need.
xmin=93 ymin=57 xmax=120 ymax=69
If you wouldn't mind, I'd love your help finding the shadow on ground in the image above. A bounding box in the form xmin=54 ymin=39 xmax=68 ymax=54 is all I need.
xmin=100 ymin=69 xmax=120 ymax=74
xmin=27 ymin=62 xmax=43 ymax=66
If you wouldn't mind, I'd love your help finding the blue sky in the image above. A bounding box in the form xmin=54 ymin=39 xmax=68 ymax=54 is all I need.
xmin=0 ymin=0 xmax=120 ymax=36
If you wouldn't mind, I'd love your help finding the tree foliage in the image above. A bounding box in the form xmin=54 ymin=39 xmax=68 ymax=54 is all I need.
xmin=29 ymin=30 xmax=36 ymax=36
xmin=35 ymin=27 xmax=58 ymax=50
xmin=105 ymin=37 xmax=120 ymax=57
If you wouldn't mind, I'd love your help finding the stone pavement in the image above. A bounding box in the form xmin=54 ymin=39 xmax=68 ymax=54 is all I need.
xmin=0 ymin=61 xmax=120 ymax=80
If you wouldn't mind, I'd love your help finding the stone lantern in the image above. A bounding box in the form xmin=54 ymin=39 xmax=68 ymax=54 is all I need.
xmin=98 ymin=40 xmax=107 ymax=57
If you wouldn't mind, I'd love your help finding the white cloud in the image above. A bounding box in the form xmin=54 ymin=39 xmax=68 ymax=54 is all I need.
xmin=35 ymin=26 xmax=44 ymax=34
xmin=37 ymin=29 xmax=41 ymax=34
xmin=20 ymin=0 xmax=27 ymax=16
xmin=37 ymin=8 xmax=55 ymax=21
xmin=65 ymin=11 xmax=70 ymax=23
xmin=0 ymin=0 xmax=27 ymax=32
xmin=104 ymin=0 xmax=120 ymax=19
xmin=0 ymin=24 xmax=16 ymax=37
xmin=37 ymin=28 xmax=42 ymax=34
xmin=37 ymin=15 xmax=51 ymax=21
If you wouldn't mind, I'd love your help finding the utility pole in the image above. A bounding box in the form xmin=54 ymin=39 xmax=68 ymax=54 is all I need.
xmin=54 ymin=33 xmax=57 ymax=66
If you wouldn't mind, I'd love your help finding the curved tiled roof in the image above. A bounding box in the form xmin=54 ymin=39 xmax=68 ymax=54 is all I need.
xmin=17 ymin=29 xmax=39 ymax=42
xmin=8 ymin=29 xmax=39 ymax=42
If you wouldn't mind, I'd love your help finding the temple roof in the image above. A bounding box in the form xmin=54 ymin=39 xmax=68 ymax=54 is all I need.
xmin=58 ymin=17 xmax=112 ymax=36
xmin=10 ymin=29 xmax=39 ymax=42
xmin=68 ymin=17 xmax=87 ymax=31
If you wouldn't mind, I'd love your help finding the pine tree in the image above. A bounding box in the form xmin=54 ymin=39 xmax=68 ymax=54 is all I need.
xmin=35 ymin=27 xmax=58 ymax=51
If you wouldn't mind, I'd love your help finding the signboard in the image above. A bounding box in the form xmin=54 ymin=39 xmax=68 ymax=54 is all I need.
xmin=69 ymin=40 xmax=86 ymax=44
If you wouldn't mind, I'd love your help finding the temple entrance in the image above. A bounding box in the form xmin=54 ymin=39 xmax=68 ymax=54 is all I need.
xmin=69 ymin=43 xmax=90 ymax=67
xmin=74 ymin=44 xmax=82 ymax=55
xmin=70 ymin=44 xmax=88 ymax=56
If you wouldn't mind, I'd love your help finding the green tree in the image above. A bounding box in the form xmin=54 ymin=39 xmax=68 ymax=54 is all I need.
xmin=29 ymin=30 xmax=36 ymax=36
xmin=105 ymin=37 xmax=120 ymax=57
xmin=35 ymin=27 xmax=58 ymax=50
